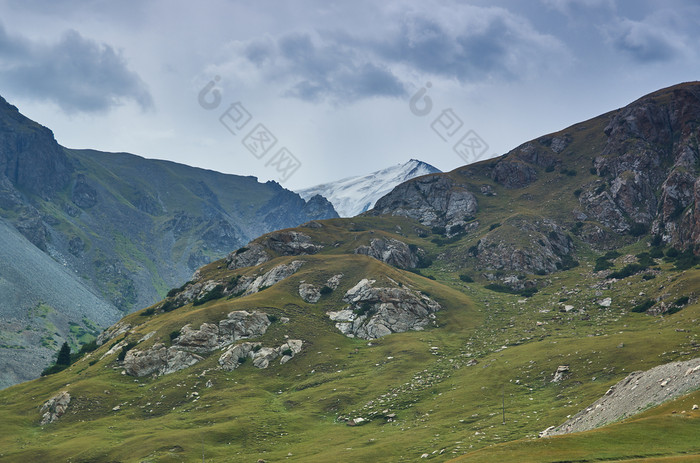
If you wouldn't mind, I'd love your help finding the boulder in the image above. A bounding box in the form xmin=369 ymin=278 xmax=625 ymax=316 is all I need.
xmin=552 ymin=365 xmax=570 ymax=383
xmin=218 ymin=342 xmax=260 ymax=371
xmin=218 ymin=310 xmax=271 ymax=346
xmin=174 ymin=323 xmax=219 ymax=353
xmin=123 ymin=343 xmax=203 ymax=377
xmin=328 ymin=279 xmax=441 ymax=340
xmin=40 ymin=391 xmax=71 ymax=425
xmin=226 ymin=244 xmax=270 ymax=270
xmin=244 ymin=260 xmax=304 ymax=295
xmin=354 ymin=238 xmax=420 ymax=269
xmin=299 ymin=283 xmax=321 ymax=303
xmin=325 ymin=274 xmax=344 ymax=290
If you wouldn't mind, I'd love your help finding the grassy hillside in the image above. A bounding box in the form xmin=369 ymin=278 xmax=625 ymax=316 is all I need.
xmin=1 ymin=83 xmax=699 ymax=461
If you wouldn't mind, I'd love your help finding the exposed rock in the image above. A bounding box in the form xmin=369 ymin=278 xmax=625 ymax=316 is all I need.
xmin=40 ymin=391 xmax=71 ymax=425
xmin=541 ymin=357 xmax=700 ymax=437
xmin=598 ymin=297 xmax=612 ymax=308
xmin=299 ymin=283 xmax=321 ymax=303
xmin=71 ymin=174 xmax=98 ymax=208
xmin=326 ymin=274 xmax=344 ymax=290
xmin=96 ymin=322 xmax=132 ymax=346
xmin=491 ymin=160 xmax=537 ymax=189
xmin=173 ymin=323 xmax=219 ymax=353
xmin=226 ymin=244 xmax=270 ymax=270
xmin=473 ymin=217 xmax=575 ymax=274
xmin=218 ymin=311 xmax=271 ymax=346
xmin=354 ymin=238 xmax=420 ymax=269
xmin=123 ymin=343 xmax=203 ymax=377
xmin=244 ymin=260 xmax=304 ymax=295
xmin=551 ymin=365 xmax=570 ymax=383
xmin=328 ymin=279 xmax=441 ymax=340
xmin=218 ymin=342 xmax=260 ymax=371
xmin=260 ymin=230 xmax=323 ymax=256
xmin=369 ymin=175 xmax=477 ymax=229
xmin=219 ymin=339 xmax=303 ymax=370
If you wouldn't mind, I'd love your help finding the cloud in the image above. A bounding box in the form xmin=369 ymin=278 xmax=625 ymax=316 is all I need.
xmin=542 ymin=0 xmax=615 ymax=16
xmin=0 ymin=22 xmax=153 ymax=113
xmin=609 ymin=15 xmax=691 ymax=63
xmin=220 ymin=4 xmax=566 ymax=104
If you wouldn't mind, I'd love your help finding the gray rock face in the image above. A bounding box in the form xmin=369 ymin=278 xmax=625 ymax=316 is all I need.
xmin=226 ymin=244 xmax=270 ymax=270
xmin=218 ymin=310 xmax=271 ymax=345
xmin=473 ymin=217 xmax=574 ymax=274
xmin=370 ymin=175 xmax=477 ymax=229
xmin=541 ymin=357 xmax=700 ymax=437
xmin=244 ymin=260 xmax=304 ymax=295
xmin=299 ymin=283 xmax=321 ymax=303
xmin=123 ymin=343 xmax=203 ymax=377
xmin=124 ymin=310 xmax=271 ymax=377
xmin=354 ymin=238 xmax=420 ymax=269
xmin=325 ymin=274 xmax=344 ymax=290
xmin=261 ymin=230 xmax=323 ymax=256
xmin=219 ymin=339 xmax=303 ymax=370
xmin=328 ymin=279 xmax=441 ymax=340
xmin=40 ymin=391 xmax=71 ymax=425
xmin=96 ymin=322 xmax=132 ymax=346
xmin=491 ymin=160 xmax=537 ymax=189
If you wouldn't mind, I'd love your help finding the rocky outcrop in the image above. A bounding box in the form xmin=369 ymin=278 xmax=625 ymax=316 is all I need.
xmin=226 ymin=244 xmax=270 ymax=270
xmin=473 ymin=217 xmax=575 ymax=274
xmin=243 ymin=260 xmax=304 ymax=295
xmin=491 ymin=160 xmax=537 ymax=189
xmin=96 ymin=322 xmax=132 ymax=346
xmin=326 ymin=274 xmax=344 ymax=290
xmin=354 ymin=238 xmax=420 ymax=269
xmin=40 ymin=391 xmax=71 ymax=425
xmin=299 ymin=283 xmax=321 ymax=303
xmin=369 ymin=175 xmax=477 ymax=230
xmin=226 ymin=231 xmax=321 ymax=271
xmin=124 ymin=310 xmax=272 ymax=377
xmin=541 ymin=357 xmax=700 ymax=437
xmin=71 ymin=174 xmax=98 ymax=208
xmin=327 ymin=279 xmax=441 ymax=339
xmin=123 ymin=343 xmax=202 ymax=377
xmin=219 ymin=339 xmax=303 ymax=371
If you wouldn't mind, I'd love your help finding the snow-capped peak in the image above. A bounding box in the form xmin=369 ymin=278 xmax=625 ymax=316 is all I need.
xmin=296 ymin=159 xmax=441 ymax=217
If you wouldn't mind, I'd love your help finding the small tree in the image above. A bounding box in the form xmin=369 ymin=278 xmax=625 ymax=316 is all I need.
xmin=57 ymin=342 xmax=71 ymax=366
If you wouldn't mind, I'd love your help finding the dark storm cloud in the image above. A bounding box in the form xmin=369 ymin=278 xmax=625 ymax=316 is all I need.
xmin=0 ymin=22 xmax=153 ymax=113
xmin=230 ymin=5 xmax=564 ymax=104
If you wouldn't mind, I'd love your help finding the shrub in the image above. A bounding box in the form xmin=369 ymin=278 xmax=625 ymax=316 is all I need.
xmin=545 ymin=165 xmax=555 ymax=173
xmin=160 ymin=299 xmax=179 ymax=313
xmin=589 ymin=167 xmax=597 ymax=175
xmin=459 ymin=273 xmax=474 ymax=283
xmin=649 ymin=247 xmax=664 ymax=259
xmin=642 ymin=274 xmax=656 ymax=281
xmin=117 ymin=342 xmax=137 ymax=362
xmin=674 ymin=296 xmax=690 ymax=306
xmin=557 ymin=255 xmax=579 ymax=270
xmin=650 ymin=235 xmax=663 ymax=247
xmin=192 ymin=284 xmax=224 ymax=306
xmin=281 ymin=349 xmax=293 ymax=357
xmin=594 ymin=256 xmax=614 ymax=272
xmin=140 ymin=307 xmax=155 ymax=317
xmin=573 ymin=189 xmax=582 ymax=198
xmin=238 ymin=356 xmax=248 ymax=364
xmin=252 ymin=344 xmax=262 ymax=353
xmin=631 ymin=299 xmax=654 ymax=313
xmin=636 ymin=252 xmax=654 ymax=267
xmin=319 ymin=285 xmax=333 ymax=295
xmin=431 ymin=226 xmax=446 ymax=236
xmin=267 ymin=314 xmax=278 ymax=323
xmin=608 ymin=263 xmax=645 ymax=279
xmin=484 ymin=283 xmax=537 ymax=298
xmin=673 ymin=250 xmax=699 ymax=270
xmin=169 ymin=330 xmax=180 ymax=341
xmin=629 ymin=222 xmax=648 ymax=237
xmin=665 ymin=248 xmax=680 ymax=259
xmin=78 ymin=340 xmax=98 ymax=355
xmin=489 ymin=223 xmax=501 ymax=231
xmin=355 ymin=302 xmax=373 ymax=317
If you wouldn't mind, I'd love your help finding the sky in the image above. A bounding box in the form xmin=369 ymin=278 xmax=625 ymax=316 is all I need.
xmin=1 ymin=0 xmax=699 ymax=190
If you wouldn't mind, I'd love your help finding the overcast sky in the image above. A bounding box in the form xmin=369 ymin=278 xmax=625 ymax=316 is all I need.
xmin=1 ymin=0 xmax=699 ymax=190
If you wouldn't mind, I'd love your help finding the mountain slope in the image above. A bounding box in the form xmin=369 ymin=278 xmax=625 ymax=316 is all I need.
xmin=297 ymin=159 xmax=440 ymax=217
xmin=0 ymin=216 xmax=119 ymax=388
xmin=0 ymin=83 xmax=699 ymax=462
xmin=0 ymin=95 xmax=338 ymax=387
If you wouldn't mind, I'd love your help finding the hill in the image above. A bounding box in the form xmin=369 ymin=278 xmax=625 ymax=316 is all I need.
xmin=0 ymin=95 xmax=337 ymax=386
xmin=0 ymin=83 xmax=699 ymax=462
xmin=297 ymin=159 xmax=440 ymax=217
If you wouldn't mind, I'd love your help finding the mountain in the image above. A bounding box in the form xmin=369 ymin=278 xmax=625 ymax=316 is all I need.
xmin=296 ymin=159 xmax=440 ymax=217
xmin=0 ymin=95 xmax=338 ymax=387
xmin=0 ymin=216 xmax=120 ymax=389
xmin=0 ymin=83 xmax=699 ymax=462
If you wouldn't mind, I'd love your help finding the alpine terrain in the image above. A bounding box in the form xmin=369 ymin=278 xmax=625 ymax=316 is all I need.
xmin=0 ymin=82 xmax=699 ymax=462
xmin=297 ymin=159 xmax=440 ymax=217
xmin=0 ymin=95 xmax=338 ymax=387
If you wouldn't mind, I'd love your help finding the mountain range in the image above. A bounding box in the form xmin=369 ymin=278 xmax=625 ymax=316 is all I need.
xmin=0 ymin=82 xmax=699 ymax=462
xmin=297 ymin=159 xmax=440 ymax=217
xmin=0 ymin=95 xmax=338 ymax=387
